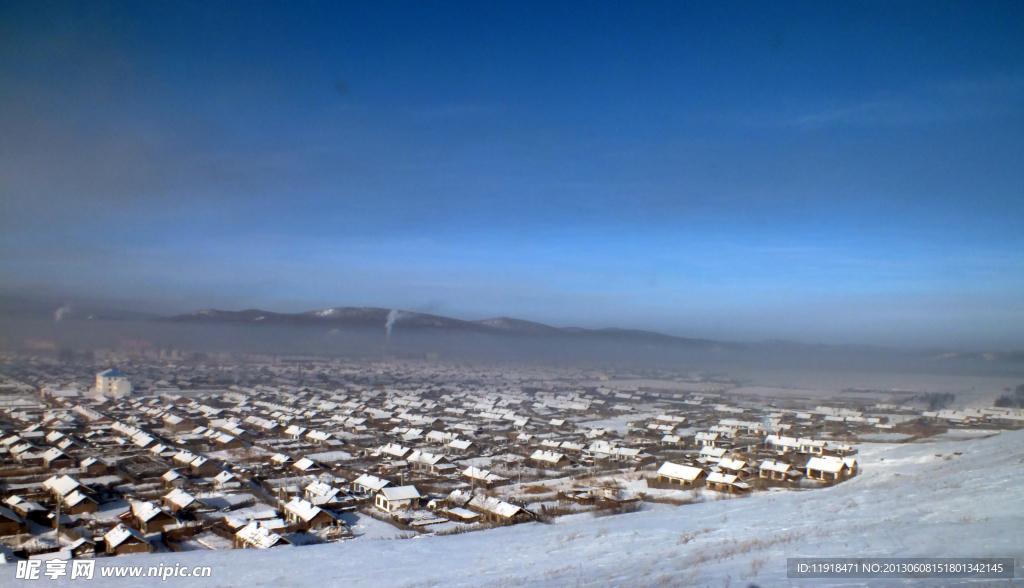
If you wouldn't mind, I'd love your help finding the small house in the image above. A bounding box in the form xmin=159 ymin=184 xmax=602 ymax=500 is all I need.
xmin=529 ymin=450 xmax=570 ymax=469
xmin=163 ymin=488 xmax=204 ymax=514
xmin=805 ymin=456 xmax=851 ymax=482
xmin=758 ymin=459 xmax=793 ymax=481
xmin=130 ymin=501 xmax=179 ymax=533
xmin=706 ymin=472 xmax=750 ymax=494
xmin=63 ymin=490 xmax=99 ymax=515
xmin=104 ymin=524 xmax=152 ymax=555
xmin=0 ymin=506 xmax=28 ymax=536
xmin=42 ymin=447 xmax=75 ymax=469
xmin=234 ymin=521 xmax=288 ymax=549
xmin=80 ymin=457 xmax=108 ymax=476
xmin=467 ymin=495 xmax=531 ymax=525
xmin=375 ymin=485 xmax=420 ymax=513
xmin=655 ymin=462 xmax=706 ymax=488
xmin=282 ymin=497 xmax=337 ymax=530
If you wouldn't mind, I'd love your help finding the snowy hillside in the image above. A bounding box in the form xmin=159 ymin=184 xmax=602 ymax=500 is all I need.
xmin=12 ymin=430 xmax=1024 ymax=587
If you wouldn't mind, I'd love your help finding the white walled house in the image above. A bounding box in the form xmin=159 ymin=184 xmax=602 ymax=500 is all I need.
xmin=375 ymin=485 xmax=420 ymax=513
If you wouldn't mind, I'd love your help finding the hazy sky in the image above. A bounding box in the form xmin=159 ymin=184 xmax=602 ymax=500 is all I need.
xmin=2 ymin=1 xmax=1023 ymax=348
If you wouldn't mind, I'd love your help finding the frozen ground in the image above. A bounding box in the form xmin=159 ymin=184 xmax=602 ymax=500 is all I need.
xmin=580 ymin=380 xmax=727 ymax=393
xmin=927 ymin=429 xmax=1003 ymax=441
xmin=6 ymin=430 xmax=1024 ymax=587
xmin=728 ymin=369 xmax=1022 ymax=407
xmin=174 ymin=531 xmax=234 ymax=551
xmin=337 ymin=512 xmax=415 ymax=541
xmin=576 ymin=409 xmax=660 ymax=434
xmin=858 ymin=432 xmax=916 ymax=442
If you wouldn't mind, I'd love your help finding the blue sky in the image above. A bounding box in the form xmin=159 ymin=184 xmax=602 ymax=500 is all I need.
xmin=2 ymin=1 xmax=1023 ymax=348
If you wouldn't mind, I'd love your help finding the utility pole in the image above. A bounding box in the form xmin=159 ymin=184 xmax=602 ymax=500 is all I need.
xmin=54 ymin=495 xmax=61 ymax=542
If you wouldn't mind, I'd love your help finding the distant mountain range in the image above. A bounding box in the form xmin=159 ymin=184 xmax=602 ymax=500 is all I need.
xmin=165 ymin=306 xmax=732 ymax=348
xmin=4 ymin=295 xmax=1023 ymax=365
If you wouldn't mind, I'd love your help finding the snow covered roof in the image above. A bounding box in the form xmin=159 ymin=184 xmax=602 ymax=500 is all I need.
xmin=43 ymin=475 xmax=81 ymax=497
xmin=530 ymin=450 xmax=566 ymax=463
xmin=293 ymin=457 xmax=317 ymax=471
xmin=235 ymin=521 xmax=284 ymax=548
xmin=0 ymin=505 xmax=24 ymax=523
xmin=104 ymin=524 xmax=146 ymax=548
xmin=759 ymin=459 xmax=791 ymax=473
xmin=657 ymin=462 xmax=705 ymax=481
xmin=305 ymin=481 xmax=339 ymax=499
xmin=164 ymin=488 xmax=197 ymax=509
xmin=806 ymin=456 xmax=847 ymax=474
xmin=707 ymin=472 xmax=746 ymax=486
xmin=173 ymin=450 xmax=197 ymax=464
xmin=717 ymin=458 xmax=746 ymax=471
xmin=379 ymin=485 xmax=420 ymax=501
xmin=698 ymin=446 xmax=727 ymax=458
xmin=462 ymin=466 xmax=508 ymax=483
xmin=284 ymin=497 xmax=329 ymax=522
xmin=63 ymin=490 xmax=94 ymax=507
xmin=42 ymin=447 xmax=66 ymax=461
xmin=445 ymin=507 xmax=480 ymax=520
xmin=131 ymin=501 xmax=171 ymax=523
xmin=5 ymin=495 xmax=43 ymax=512
xmin=468 ymin=495 xmax=522 ymax=518
xmin=765 ymin=435 xmax=801 ymax=448
xmin=379 ymin=443 xmax=410 ymax=458
xmin=408 ymin=450 xmax=448 ymax=465
xmin=352 ymin=474 xmax=390 ymax=491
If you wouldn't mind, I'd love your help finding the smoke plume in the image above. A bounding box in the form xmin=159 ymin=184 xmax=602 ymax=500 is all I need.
xmin=54 ymin=303 xmax=72 ymax=322
xmin=385 ymin=309 xmax=401 ymax=343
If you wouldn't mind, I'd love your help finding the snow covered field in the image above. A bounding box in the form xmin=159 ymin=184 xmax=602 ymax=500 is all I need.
xmin=8 ymin=430 xmax=1024 ymax=587
xmin=857 ymin=432 xmax=917 ymax=442
xmin=729 ymin=370 xmax=1022 ymax=407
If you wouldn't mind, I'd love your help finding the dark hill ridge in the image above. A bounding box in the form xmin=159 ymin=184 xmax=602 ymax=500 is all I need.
xmin=160 ymin=307 xmax=1024 ymax=368
xmin=166 ymin=306 xmax=731 ymax=348
xmin=5 ymin=295 xmax=1024 ymax=370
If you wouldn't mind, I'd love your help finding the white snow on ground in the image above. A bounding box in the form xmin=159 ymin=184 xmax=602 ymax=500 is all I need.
xmin=457 ymin=455 xmax=496 ymax=468
xmin=858 ymin=432 xmax=916 ymax=442
xmin=175 ymin=531 xmax=234 ymax=551
xmin=576 ymin=409 xmax=660 ymax=434
xmin=9 ymin=430 xmax=1024 ymax=587
xmin=929 ymin=429 xmax=1002 ymax=441
xmin=338 ymin=512 xmax=414 ymax=541
xmin=303 ymin=450 xmax=355 ymax=462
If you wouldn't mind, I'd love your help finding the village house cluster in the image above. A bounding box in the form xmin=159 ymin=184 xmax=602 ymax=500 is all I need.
xmin=1 ymin=352 xmax=1022 ymax=562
